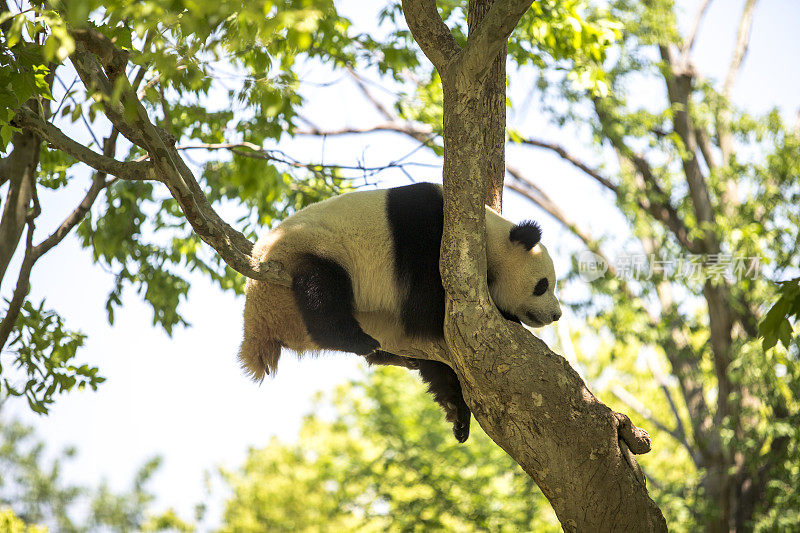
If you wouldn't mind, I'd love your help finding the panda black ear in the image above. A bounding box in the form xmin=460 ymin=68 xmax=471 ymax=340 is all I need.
xmin=509 ymin=220 xmax=541 ymax=250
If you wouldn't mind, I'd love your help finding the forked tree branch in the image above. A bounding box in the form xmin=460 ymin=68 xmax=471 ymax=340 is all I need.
xmin=400 ymin=0 xmax=461 ymax=72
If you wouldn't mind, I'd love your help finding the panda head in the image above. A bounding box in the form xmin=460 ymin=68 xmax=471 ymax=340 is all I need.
xmin=489 ymin=220 xmax=562 ymax=328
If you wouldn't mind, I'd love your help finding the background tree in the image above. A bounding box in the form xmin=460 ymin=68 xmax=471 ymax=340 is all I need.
xmin=0 ymin=410 xmax=194 ymax=532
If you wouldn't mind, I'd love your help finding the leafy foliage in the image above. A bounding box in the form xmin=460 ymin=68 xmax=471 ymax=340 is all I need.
xmin=219 ymin=367 xmax=558 ymax=532
xmin=760 ymin=277 xmax=800 ymax=351
xmin=2 ymin=300 xmax=102 ymax=414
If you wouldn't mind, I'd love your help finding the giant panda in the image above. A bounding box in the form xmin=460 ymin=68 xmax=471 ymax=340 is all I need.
xmin=239 ymin=182 xmax=561 ymax=442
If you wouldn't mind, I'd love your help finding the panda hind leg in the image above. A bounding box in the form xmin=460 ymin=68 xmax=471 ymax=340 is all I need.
xmin=292 ymin=254 xmax=380 ymax=355
xmin=417 ymin=360 xmax=471 ymax=443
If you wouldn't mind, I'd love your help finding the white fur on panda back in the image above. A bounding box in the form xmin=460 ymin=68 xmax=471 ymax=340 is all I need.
xmin=239 ymin=184 xmax=559 ymax=380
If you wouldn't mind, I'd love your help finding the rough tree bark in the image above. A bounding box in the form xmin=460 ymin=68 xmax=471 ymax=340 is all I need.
xmin=400 ymin=0 xmax=667 ymax=530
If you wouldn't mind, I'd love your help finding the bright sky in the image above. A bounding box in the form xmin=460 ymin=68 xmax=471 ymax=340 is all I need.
xmin=2 ymin=0 xmax=798 ymax=529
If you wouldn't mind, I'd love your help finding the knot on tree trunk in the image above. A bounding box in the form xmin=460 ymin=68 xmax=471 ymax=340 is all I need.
xmin=615 ymin=411 xmax=652 ymax=455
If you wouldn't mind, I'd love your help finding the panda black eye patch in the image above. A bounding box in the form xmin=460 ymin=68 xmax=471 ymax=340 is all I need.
xmin=533 ymin=277 xmax=549 ymax=296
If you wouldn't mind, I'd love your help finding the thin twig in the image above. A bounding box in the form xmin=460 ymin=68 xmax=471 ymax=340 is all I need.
xmin=33 ymin=174 xmax=107 ymax=259
xmin=519 ymin=137 xmax=617 ymax=192
xmin=347 ymin=67 xmax=394 ymax=120
xmin=723 ymin=0 xmax=759 ymax=97
xmin=680 ymin=0 xmax=713 ymax=66
xmin=55 ymin=75 xmax=101 ymax=148
xmin=172 ymin=142 xmax=440 ymax=175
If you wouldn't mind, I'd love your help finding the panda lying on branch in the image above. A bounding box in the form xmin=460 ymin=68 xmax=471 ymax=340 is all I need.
xmin=240 ymin=182 xmax=561 ymax=442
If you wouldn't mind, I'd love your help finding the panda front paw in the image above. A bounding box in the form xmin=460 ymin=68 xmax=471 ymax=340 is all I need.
xmin=351 ymin=335 xmax=381 ymax=355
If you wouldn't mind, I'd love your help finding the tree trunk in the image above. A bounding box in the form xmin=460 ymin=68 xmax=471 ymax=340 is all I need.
xmin=468 ymin=0 xmax=505 ymax=211
xmin=401 ymin=0 xmax=667 ymax=529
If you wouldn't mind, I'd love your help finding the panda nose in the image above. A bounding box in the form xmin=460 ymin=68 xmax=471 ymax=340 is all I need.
xmin=552 ymin=311 xmax=562 ymax=322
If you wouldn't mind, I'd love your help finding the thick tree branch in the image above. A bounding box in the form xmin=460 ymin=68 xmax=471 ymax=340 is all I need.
xmin=66 ymin=30 xmax=291 ymax=286
xmin=411 ymin=0 xmax=666 ymax=525
xmin=0 ymin=130 xmax=38 ymax=284
xmin=0 ymin=216 xmax=35 ymax=352
xmin=400 ymin=0 xmax=461 ymax=72
xmin=467 ymin=0 xmax=508 ymax=210
xmin=11 ymin=107 xmax=155 ymax=181
xmin=70 ymin=50 xmax=150 ymax=149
